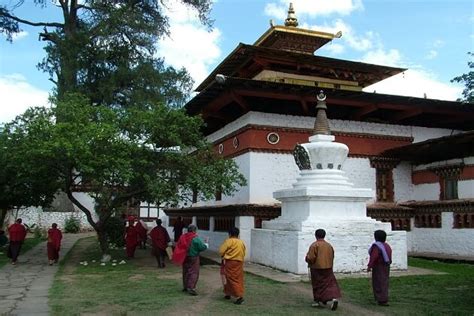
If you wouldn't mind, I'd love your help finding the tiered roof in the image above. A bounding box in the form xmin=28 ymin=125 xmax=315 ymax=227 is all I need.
xmin=186 ymin=3 xmax=474 ymax=135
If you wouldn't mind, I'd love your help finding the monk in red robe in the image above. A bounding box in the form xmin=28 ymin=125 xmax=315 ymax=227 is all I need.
xmin=149 ymin=218 xmax=170 ymax=268
xmin=368 ymin=229 xmax=392 ymax=306
xmin=47 ymin=223 xmax=63 ymax=265
xmin=305 ymin=228 xmax=341 ymax=311
xmin=136 ymin=219 xmax=148 ymax=249
xmin=125 ymin=216 xmax=139 ymax=258
xmin=7 ymin=218 xmax=27 ymax=265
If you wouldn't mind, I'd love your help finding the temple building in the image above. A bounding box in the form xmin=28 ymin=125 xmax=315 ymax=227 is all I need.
xmin=164 ymin=3 xmax=474 ymax=265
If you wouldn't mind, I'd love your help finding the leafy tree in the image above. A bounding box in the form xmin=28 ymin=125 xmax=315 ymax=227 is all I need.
xmin=0 ymin=110 xmax=61 ymax=228
xmin=451 ymin=52 xmax=473 ymax=103
xmin=1 ymin=94 xmax=246 ymax=259
xmin=0 ymin=0 xmax=212 ymax=107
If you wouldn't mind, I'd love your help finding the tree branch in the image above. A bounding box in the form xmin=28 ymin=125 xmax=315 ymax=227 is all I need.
xmin=0 ymin=11 xmax=63 ymax=28
xmin=66 ymin=189 xmax=98 ymax=231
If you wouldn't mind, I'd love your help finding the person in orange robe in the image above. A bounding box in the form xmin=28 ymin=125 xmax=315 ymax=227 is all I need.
xmin=219 ymin=227 xmax=246 ymax=305
xmin=47 ymin=223 xmax=63 ymax=265
xmin=124 ymin=216 xmax=139 ymax=258
xmin=7 ymin=218 xmax=27 ymax=265
xmin=149 ymin=218 xmax=170 ymax=268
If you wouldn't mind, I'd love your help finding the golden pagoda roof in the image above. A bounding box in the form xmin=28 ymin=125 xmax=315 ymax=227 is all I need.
xmin=254 ymin=3 xmax=341 ymax=54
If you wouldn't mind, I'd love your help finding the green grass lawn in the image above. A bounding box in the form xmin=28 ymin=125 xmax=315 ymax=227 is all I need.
xmin=0 ymin=236 xmax=45 ymax=268
xmin=338 ymin=257 xmax=474 ymax=315
xmin=50 ymin=237 xmax=474 ymax=316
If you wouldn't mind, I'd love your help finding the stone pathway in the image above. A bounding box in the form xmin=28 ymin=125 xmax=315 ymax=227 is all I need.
xmin=0 ymin=233 xmax=90 ymax=316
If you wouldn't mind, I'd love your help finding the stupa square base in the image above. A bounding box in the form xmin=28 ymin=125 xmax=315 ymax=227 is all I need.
xmin=251 ymin=221 xmax=407 ymax=274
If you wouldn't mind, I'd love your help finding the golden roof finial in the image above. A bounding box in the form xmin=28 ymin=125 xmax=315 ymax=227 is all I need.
xmin=284 ymin=3 xmax=298 ymax=27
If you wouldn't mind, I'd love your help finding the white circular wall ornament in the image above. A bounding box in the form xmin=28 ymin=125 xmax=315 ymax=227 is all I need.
xmin=233 ymin=137 xmax=239 ymax=149
xmin=218 ymin=143 xmax=224 ymax=154
xmin=267 ymin=132 xmax=280 ymax=145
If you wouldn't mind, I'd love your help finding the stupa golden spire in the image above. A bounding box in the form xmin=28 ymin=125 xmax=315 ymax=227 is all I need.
xmin=284 ymin=3 xmax=299 ymax=27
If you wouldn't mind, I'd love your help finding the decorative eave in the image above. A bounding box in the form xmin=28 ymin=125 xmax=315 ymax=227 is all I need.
xmin=164 ymin=204 xmax=281 ymax=217
xmin=382 ymin=131 xmax=474 ymax=164
xmin=187 ymin=77 xmax=474 ymax=135
xmin=400 ymin=199 xmax=474 ymax=213
xmin=254 ymin=25 xmax=338 ymax=55
xmin=195 ymin=44 xmax=405 ymax=92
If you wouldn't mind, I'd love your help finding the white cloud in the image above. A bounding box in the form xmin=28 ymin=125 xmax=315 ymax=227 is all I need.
xmin=364 ymin=69 xmax=461 ymax=101
xmin=432 ymin=39 xmax=444 ymax=48
xmin=361 ymin=48 xmax=461 ymax=100
xmin=1 ymin=30 xmax=28 ymax=42
xmin=426 ymin=49 xmax=438 ymax=60
xmin=361 ymin=48 xmax=403 ymax=67
xmin=323 ymin=42 xmax=345 ymax=55
xmin=12 ymin=30 xmax=28 ymax=41
xmin=264 ymin=0 xmax=363 ymax=19
xmin=315 ymin=19 xmax=375 ymax=53
xmin=0 ymin=74 xmax=50 ymax=124
xmin=156 ymin=1 xmax=222 ymax=87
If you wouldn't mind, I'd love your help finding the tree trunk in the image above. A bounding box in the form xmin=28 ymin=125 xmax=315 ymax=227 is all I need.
xmin=96 ymin=225 xmax=111 ymax=262
xmin=0 ymin=208 xmax=7 ymax=229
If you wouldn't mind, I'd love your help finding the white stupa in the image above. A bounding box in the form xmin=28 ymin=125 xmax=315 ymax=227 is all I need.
xmin=251 ymin=91 xmax=407 ymax=273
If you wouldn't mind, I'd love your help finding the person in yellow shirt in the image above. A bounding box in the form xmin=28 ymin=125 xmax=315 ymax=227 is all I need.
xmin=219 ymin=227 xmax=246 ymax=305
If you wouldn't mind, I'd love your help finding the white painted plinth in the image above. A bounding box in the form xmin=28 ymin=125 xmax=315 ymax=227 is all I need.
xmin=251 ymin=221 xmax=407 ymax=274
xmin=250 ymin=186 xmax=407 ymax=274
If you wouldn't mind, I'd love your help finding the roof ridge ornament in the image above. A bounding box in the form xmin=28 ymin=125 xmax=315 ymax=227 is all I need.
xmin=284 ymin=3 xmax=299 ymax=27
xmin=313 ymin=91 xmax=331 ymax=135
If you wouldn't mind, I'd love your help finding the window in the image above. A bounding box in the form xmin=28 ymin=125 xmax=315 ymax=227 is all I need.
xmin=369 ymin=157 xmax=398 ymax=203
xmin=375 ymin=168 xmax=394 ymax=202
xmin=441 ymin=177 xmax=458 ymax=200
xmin=432 ymin=165 xmax=463 ymax=201
xmin=196 ymin=216 xmax=210 ymax=230
xmin=214 ymin=216 xmax=235 ymax=232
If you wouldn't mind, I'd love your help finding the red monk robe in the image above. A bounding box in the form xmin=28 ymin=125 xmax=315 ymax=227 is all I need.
xmin=47 ymin=223 xmax=63 ymax=265
xmin=7 ymin=219 xmax=27 ymax=264
xmin=136 ymin=220 xmax=148 ymax=249
xmin=125 ymin=218 xmax=139 ymax=258
xmin=171 ymin=231 xmax=196 ymax=265
xmin=149 ymin=219 xmax=170 ymax=268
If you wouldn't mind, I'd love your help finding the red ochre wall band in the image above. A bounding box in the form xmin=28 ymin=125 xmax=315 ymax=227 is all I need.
xmin=413 ymin=166 xmax=474 ymax=184
xmin=212 ymin=125 xmax=413 ymax=158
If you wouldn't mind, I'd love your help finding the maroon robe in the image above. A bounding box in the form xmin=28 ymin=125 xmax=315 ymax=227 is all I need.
xmin=125 ymin=225 xmax=139 ymax=258
xmin=136 ymin=221 xmax=148 ymax=246
xmin=368 ymin=242 xmax=392 ymax=304
xmin=47 ymin=228 xmax=63 ymax=261
xmin=310 ymin=268 xmax=341 ymax=303
xmin=149 ymin=225 xmax=170 ymax=267
xmin=7 ymin=223 xmax=27 ymax=263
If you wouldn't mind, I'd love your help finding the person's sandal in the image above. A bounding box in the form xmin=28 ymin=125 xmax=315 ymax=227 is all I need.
xmin=330 ymin=299 xmax=338 ymax=311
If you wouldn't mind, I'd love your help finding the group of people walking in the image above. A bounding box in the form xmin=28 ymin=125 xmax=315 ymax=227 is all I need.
xmin=124 ymin=216 xmax=247 ymax=305
xmin=3 ymin=216 xmax=392 ymax=309
xmin=305 ymin=228 xmax=392 ymax=310
xmin=3 ymin=218 xmax=63 ymax=266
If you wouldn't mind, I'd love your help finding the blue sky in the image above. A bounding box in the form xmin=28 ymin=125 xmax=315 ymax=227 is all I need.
xmin=0 ymin=0 xmax=473 ymax=123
